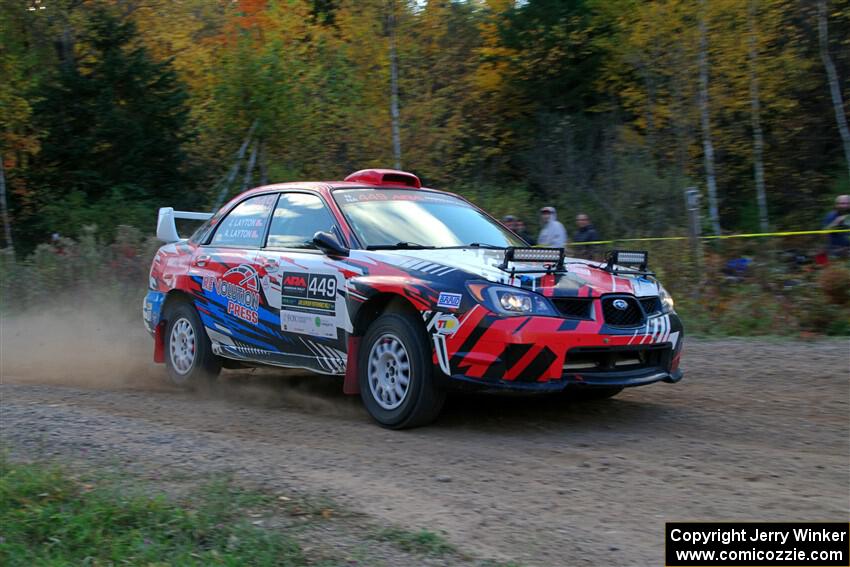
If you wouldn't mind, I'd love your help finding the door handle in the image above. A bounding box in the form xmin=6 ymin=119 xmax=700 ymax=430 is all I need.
xmin=194 ymin=254 xmax=211 ymax=267
xmin=258 ymin=256 xmax=279 ymax=268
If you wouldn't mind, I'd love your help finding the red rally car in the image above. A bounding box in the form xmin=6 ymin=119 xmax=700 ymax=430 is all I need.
xmin=144 ymin=169 xmax=683 ymax=428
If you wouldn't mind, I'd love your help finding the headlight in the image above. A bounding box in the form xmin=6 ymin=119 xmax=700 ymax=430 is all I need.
xmin=659 ymin=285 xmax=675 ymax=313
xmin=466 ymin=282 xmax=558 ymax=317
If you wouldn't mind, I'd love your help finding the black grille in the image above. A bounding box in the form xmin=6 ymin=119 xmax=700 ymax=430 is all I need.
xmin=639 ymin=296 xmax=662 ymax=316
xmin=552 ymin=298 xmax=593 ymax=319
xmin=564 ymin=344 xmax=671 ymax=373
xmin=602 ymin=296 xmax=644 ymax=327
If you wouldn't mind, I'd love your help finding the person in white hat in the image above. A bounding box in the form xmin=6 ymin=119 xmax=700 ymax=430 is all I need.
xmin=537 ymin=206 xmax=568 ymax=248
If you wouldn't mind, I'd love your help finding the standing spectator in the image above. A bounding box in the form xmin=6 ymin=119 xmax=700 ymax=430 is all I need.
xmin=823 ymin=194 xmax=849 ymax=258
xmin=514 ymin=219 xmax=535 ymax=245
xmin=573 ymin=213 xmax=600 ymax=259
xmin=537 ymin=206 xmax=567 ymax=248
xmin=502 ymin=215 xmax=535 ymax=244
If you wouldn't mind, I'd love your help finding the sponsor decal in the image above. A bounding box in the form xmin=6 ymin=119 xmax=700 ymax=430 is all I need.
xmin=436 ymin=292 xmax=462 ymax=310
xmin=202 ymin=264 xmax=261 ymax=324
xmin=280 ymin=271 xmax=341 ymax=338
xmin=424 ymin=311 xmax=461 ymax=336
xmin=282 ymin=312 xmax=337 ymax=339
xmin=435 ymin=314 xmax=460 ymax=335
xmin=339 ymin=192 xmax=457 ymax=204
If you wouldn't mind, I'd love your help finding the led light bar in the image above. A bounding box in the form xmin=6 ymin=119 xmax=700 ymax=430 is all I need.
xmin=501 ymin=247 xmax=565 ymax=269
xmin=608 ymin=250 xmax=649 ymax=271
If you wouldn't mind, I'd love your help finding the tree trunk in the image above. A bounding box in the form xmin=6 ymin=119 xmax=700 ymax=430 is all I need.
xmin=818 ymin=0 xmax=850 ymax=180
xmin=698 ymin=0 xmax=722 ymax=236
xmin=259 ymin=141 xmax=269 ymax=186
xmin=213 ymin=120 xmax=257 ymax=210
xmin=0 ymin=154 xmax=13 ymax=253
xmin=388 ymin=0 xmax=402 ymax=170
xmin=241 ymin=140 xmax=259 ymax=192
xmin=749 ymin=0 xmax=769 ymax=232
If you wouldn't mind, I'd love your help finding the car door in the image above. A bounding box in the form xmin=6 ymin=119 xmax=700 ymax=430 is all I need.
xmin=255 ymin=191 xmax=352 ymax=375
xmin=190 ymin=192 xmax=278 ymax=362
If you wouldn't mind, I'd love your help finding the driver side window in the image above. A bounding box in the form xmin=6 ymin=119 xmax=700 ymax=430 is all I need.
xmin=267 ymin=192 xmax=337 ymax=249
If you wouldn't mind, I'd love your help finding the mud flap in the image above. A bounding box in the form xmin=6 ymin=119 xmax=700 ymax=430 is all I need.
xmin=343 ymin=336 xmax=361 ymax=394
xmin=153 ymin=321 xmax=165 ymax=363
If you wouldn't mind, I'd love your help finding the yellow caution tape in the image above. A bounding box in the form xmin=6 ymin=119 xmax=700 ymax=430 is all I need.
xmin=569 ymin=228 xmax=850 ymax=246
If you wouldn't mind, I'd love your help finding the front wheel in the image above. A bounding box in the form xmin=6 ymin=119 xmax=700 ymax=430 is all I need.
xmin=164 ymin=300 xmax=221 ymax=388
xmin=358 ymin=312 xmax=445 ymax=429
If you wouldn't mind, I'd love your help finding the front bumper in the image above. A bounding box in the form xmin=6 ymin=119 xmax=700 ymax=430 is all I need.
xmin=445 ymin=367 xmax=683 ymax=393
xmin=438 ymin=306 xmax=684 ymax=392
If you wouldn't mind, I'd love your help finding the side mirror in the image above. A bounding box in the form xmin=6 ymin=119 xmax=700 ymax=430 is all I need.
xmin=313 ymin=231 xmax=349 ymax=257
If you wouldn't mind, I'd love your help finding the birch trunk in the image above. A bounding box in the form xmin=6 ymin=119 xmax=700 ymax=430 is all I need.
xmin=698 ymin=0 xmax=722 ymax=236
xmin=388 ymin=0 xmax=402 ymax=170
xmin=749 ymin=0 xmax=769 ymax=232
xmin=0 ymin=154 xmax=13 ymax=253
xmin=818 ymin=0 xmax=850 ymax=180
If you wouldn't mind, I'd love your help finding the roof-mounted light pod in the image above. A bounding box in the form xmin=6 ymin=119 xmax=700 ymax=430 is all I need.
xmin=605 ymin=250 xmax=650 ymax=273
xmin=344 ymin=169 xmax=421 ymax=188
xmin=499 ymin=247 xmax=565 ymax=271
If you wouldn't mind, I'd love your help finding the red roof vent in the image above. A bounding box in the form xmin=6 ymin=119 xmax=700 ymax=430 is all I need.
xmin=344 ymin=169 xmax=421 ymax=188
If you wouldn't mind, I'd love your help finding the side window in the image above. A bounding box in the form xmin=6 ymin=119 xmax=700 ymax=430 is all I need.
xmin=267 ymin=193 xmax=337 ymax=249
xmin=209 ymin=194 xmax=277 ymax=247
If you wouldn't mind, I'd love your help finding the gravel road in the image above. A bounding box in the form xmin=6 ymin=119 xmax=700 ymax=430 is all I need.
xmin=2 ymin=336 xmax=848 ymax=566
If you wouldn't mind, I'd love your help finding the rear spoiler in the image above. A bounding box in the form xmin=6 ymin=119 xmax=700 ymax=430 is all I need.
xmin=156 ymin=207 xmax=213 ymax=243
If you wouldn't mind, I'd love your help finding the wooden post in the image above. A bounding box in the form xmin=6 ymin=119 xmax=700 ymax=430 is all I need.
xmin=685 ymin=187 xmax=703 ymax=292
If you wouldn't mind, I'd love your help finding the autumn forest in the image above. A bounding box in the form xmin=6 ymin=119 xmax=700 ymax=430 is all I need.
xmin=1 ymin=0 xmax=849 ymax=252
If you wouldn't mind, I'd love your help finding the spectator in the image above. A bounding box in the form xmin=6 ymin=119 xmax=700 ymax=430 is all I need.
xmin=501 ymin=215 xmax=518 ymax=232
xmin=823 ymin=194 xmax=849 ymax=258
xmin=537 ymin=206 xmax=567 ymax=248
xmin=502 ymin=215 xmax=535 ymax=244
xmin=572 ymin=213 xmax=600 ymax=258
xmin=514 ymin=219 xmax=535 ymax=245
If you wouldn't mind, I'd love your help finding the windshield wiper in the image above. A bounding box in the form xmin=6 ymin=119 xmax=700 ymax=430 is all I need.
xmin=437 ymin=243 xmax=506 ymax=250
xmin=366 ymin=241 xmax=435 ymax=250
xmin=468 ymin=242 xmax=505 ymax=249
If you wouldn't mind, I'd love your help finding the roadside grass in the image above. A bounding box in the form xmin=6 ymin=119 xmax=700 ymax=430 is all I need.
xmin=0 ymin=457 xmax=306 ymax=566
xmin=372 ymin=526 xmax=456 ymax=556
xmin=0 ymin=456 xmax=520 ymax=566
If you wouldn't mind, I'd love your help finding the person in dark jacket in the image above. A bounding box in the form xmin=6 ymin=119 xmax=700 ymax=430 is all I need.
xmin=502 ymin=215 xmax=536 ymax=244
xmin=573 ymin=214 xmax=601 ymax=259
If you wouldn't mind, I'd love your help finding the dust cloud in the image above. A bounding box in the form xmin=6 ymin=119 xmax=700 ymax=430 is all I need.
xmin=0 ymin=301 xmax=165 ymax=390
xmin=0 ymin=299 xmax=363 ymax=417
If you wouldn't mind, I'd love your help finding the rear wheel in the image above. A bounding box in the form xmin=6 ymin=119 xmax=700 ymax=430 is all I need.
xmin=358 ymin=312 xmax=445 ymax=429
xmin=164 ymin=300 xmax=221 ymax=388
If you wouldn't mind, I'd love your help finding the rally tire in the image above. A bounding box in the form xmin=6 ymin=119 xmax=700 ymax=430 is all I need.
xmin=358 ymin=312 xmax=446 ymax=429
xmin=164 ymin=300 xmax=221 ymax=389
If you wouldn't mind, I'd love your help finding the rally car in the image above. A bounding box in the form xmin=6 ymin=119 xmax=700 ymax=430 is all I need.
xmin=144 ymin=168 xmax=683 ymax=428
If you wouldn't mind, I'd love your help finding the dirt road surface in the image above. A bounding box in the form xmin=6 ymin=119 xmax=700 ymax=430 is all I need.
xmin=2 ymin=335 xmax=848 ymax=566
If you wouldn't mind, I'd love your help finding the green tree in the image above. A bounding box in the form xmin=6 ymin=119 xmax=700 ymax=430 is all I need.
xmin=27 ymin=6 xmax=195 ymax=242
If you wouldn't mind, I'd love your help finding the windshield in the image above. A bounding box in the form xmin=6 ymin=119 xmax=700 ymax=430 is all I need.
xmin=334 ymin=189 xmax=525 ymax=249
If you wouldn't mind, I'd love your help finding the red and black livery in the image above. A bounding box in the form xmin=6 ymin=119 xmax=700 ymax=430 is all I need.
xmin=144 ymin=169 xmax=683 ymax=428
